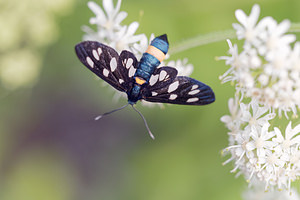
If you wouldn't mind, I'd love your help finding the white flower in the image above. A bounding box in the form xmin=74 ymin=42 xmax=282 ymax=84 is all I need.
xmin=233 ymin=4 xmax=261 ymax=43
xmin=260 ymin=19 xmax=295 ymax=59
xmin=246 ymin=124 xmax=276 ymax=158
xmin=82 ymin=0 xmax=147 ymax=54
xmin=240 ymin=101 xmax=275 ymax=131
xmin=258 ymin=149 xmax=285 ymax=175
xmin=272 ymin=122 xmax=300 ymax=153
xmin=108 ymin=22 xmax=147 ymax=53
xmin=87 ymin=0 xmax=126 ymax=36
xmin=233 ymin=4 xmax=272 ymax=49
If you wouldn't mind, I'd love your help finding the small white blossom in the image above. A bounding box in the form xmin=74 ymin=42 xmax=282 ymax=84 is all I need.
xmin=240 ymin=101 xmax=275 ymax=131
xmin=273 ymin=122 xmax=300 ymax=153
xmin=82 ymin=0 xmax=147 ymax=54
xmin=87 ymin=0 xmax=125 ymax=34
xmin=233 ymin=4 xmax=261 ymax=45
xmin=108 ymin=22 xmax=147 ymax=53
xmin=260 ymin=19 xmax=295 ymax=59
xmin=246 ymin=124 xmax=276 ymax=158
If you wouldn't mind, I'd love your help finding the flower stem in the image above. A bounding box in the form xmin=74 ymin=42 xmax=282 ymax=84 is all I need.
xmin=290 ymin=22 xmax=300 ymax=33
xmin=169 ymin=22 xmax=300 ymax=55
xmin=169 ymin=30 xmax=236 ymax=55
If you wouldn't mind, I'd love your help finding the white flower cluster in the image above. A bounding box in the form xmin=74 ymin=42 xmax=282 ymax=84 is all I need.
xmin=221 ymin=4 xmax=300 ymax=192
xmin=82 ymin=0 xmax=194 ymax=106
xmin=220 ymin=4 xmax=300 ymax=118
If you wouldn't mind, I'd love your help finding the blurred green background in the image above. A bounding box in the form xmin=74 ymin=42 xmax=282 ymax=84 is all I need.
xmin=0 ymin=0 xmax=299 ymax=199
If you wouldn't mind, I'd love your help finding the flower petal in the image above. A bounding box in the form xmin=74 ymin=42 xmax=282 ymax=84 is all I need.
xmin=103 ymin=0 xmax=114 ymax=18
xmin=114 ymin=11 xmax=128 ymax=25
xmin=235 ymin=9 xmax=247 ymax=27
xmin=88 ymin=1 xmax=107 ymax=24
xmin=126 ymin=21 xmax=139 ymax=36
xmin=248 ymin=4 xmax=260 ymax=27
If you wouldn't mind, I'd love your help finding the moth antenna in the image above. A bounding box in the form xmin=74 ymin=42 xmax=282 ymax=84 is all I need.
xmin=131 ymin=105 xmax=155 ymax=140
xmin=95 ymin=103 xmax=130 ymax=120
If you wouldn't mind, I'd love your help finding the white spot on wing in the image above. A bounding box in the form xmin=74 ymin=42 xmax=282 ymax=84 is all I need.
xmin=159 ymin=70 xmax=167 ymax=81
xmin=128 ymin=66 xmax=136 ymax=77
xmin=97 ymin=47 xmax=102 ymax=56
xmin=126 ymin=58 xmax=133 ymax=69
xmin=119 ymin=79 xmax=124 ymax=84
xmin=103 ymin=68 xmax=109 ymax=77
xmin=122 ymin=59 xmax=127 ymax=66
xmin=151 ymin=92 xmax=158 ymax=96
xmin=169 ymin=94 xmax=177 ymax=100
xmin=187 ymin=97 xmax=199 ymax=103
xmin=188 ymin=89 xmax=200 ymax=95
xmin=149 ymin=74 xmax=159 ymax=86
xmin=110 ymin=57 xmax=117 ymax=72
xmin=192 ymin=85 xmax=199 ymax=90
xmin=92 ymin=50 xmax=99 ymax=60
xmin=167 ymin=81 xmax=179 ymax=93
xmin=86 ymin=57 xmax=94 ymax=68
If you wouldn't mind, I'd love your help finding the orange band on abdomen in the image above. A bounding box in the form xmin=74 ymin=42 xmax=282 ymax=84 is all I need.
xmin=145 ymin=45 xmax=166 ymax=62
xmin=135 ymin=77 xmax=146 ymax=85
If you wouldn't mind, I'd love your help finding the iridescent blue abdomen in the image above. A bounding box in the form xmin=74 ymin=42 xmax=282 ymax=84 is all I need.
xmin=127 ymin=34 xmax=169 ymax=104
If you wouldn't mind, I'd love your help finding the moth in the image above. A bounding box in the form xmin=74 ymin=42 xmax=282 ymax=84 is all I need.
xmin=75 ymin=34 xmax=215 ymax=139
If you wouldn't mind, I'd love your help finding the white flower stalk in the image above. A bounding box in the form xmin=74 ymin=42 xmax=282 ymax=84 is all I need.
xmin=220 ymin=4 xmax=300 ymax=117
xmin=82 ymin=0 xmax=194 ymax=107
xmin=221 ymin=4 xmax=300 ymax=192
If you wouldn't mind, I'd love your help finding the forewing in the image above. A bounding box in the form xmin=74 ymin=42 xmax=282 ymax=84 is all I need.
xmin=142 ymin=76 xmax=215 ymax=105
xmin=75 ymin=41 xmax=137 ymax=92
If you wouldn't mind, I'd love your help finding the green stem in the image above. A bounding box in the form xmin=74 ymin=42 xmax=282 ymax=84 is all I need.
xmin=290 ymin=22 xmax=300 ymax=33
xmin=169 ymin=23 xmax=300 ymax=55
xmin=169 ymin=30 xmax=235 ymax=55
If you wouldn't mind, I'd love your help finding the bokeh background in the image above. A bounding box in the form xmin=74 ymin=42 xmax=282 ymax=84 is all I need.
xmin=0 ymin=0 xmax=299 ymax=199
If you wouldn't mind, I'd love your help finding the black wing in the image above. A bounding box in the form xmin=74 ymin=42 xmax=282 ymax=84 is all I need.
xmin=147 ymin=66 xmax=178 ymax=90
xmin=142 ymin=76 xmax=215 ymax=105
xmin=75 ymin=41 xmax=138 ymax=92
